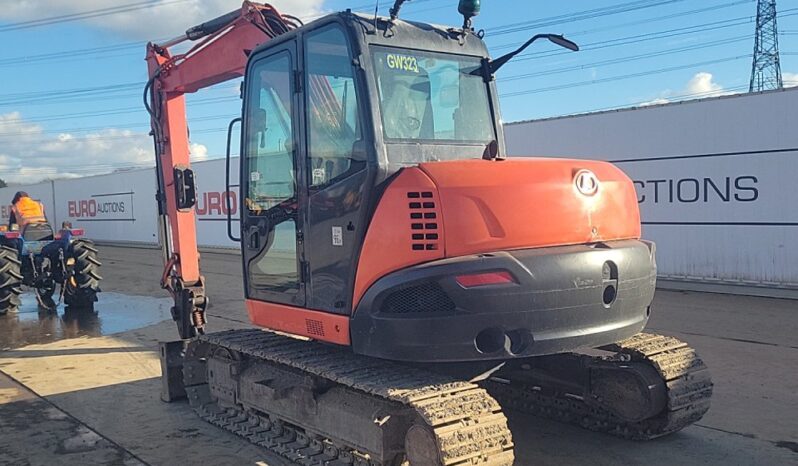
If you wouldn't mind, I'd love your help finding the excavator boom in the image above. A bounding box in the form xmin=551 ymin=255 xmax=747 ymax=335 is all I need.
xmin=145 ymin=1 xmax=299 ymax=338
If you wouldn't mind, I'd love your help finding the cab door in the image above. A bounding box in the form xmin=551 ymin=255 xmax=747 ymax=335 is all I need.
xmin=241 ymin=42 xmax=306 ymax=307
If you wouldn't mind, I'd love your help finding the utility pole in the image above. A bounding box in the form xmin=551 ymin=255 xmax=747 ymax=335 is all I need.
xmin=749 ymin=0 xmax=783 ymax=92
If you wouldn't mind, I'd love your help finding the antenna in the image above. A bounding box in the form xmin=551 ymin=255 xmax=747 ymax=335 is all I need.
xmin=749 ymin=0 xmax=783 ymax=92
xmin=373 ymin=0 xmax=379 ymax=29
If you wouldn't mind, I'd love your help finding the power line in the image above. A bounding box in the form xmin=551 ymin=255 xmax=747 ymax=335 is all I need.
xmin=501 ymin=55 xmax=751 ymax=97
xmin=0 ymin=0 xmax=694 ymax=68
xmin=0 ymin=0 xmax=788 ymax=141
xmin=501 ymin=35 xmax=751 ymax=82
xmin=0 ymin=126 xmax=226 ymax=145
xmin=511 ymin=18 xmax=754 ymax=63
xmin=488 ymin=0 xmax=755 ymax=51
xmin=3 ymin=10 xmax=773 ymax=106
xmin=1 ymin=56 xmax=755 ymax=141
xmin=0 ymin=0 xmax=192 ymax=33
xmin=0 ymin=82 xmax=143 ymax=104
xmin=484 ymin=0 xmax=691 ymax=37
xmin=0 ymin=0 xmax=407 ymax=65
xmin=0 ymin=96 xmax=239 ymax=128
xmin=0 ymin=76 xmax=239 ymax=108
xmin=0 ymin=41 xmax=148 ymax=68
xmin=533 ymin=84 xmax=750 ymax=119
xmin=502 ymin=8 xmax=798 ymax=66
xmin=0 ymin=114 xmax=238 ymax=138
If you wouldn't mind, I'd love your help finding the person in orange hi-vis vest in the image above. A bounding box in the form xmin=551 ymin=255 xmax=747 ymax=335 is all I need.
xmin=9 ymin=191 xmax=47 ymax=229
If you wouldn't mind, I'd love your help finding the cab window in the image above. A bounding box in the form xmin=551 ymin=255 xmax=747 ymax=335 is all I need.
xmin=305 ymin=25 xmax=363 ymax=188
xmin=372 ymin=47 xmax=493 ymax=144
xmin=245 ymin=52 xmax=295 ymax=214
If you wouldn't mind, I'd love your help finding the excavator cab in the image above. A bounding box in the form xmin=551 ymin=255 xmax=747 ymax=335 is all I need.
xmin=238 ymin=14 xmax=507 ymax=313
xmin=238 ymin=15 xmax=488 ymax=309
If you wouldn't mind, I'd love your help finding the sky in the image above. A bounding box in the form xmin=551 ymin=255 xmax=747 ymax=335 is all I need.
xmin=0 ymin=0 xmax=796 ymax=184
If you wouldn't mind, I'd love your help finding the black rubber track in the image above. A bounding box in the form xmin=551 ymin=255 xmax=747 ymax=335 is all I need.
xmin=185 ymin=329 xmax=515 ymax=465
xmin=64 ymin=239 xmax=102 ymax=308
xmin=485 ymin=332 xmax=713 ymax=440
xmin=0 ymin=245 xmax=23 ymax=315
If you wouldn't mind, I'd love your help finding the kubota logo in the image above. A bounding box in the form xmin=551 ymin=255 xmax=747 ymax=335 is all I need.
xmin=574 ymin=170 xmax=599 ymax=196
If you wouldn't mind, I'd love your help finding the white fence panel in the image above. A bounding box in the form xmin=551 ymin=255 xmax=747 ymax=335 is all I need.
xmin=194 ymin=157 xmax=241 ymax=249
xmin=2 ymin=158 xmax=244 ymax=248
xmin=504 ymin=88 xmax=798 ymax=289
xmin=54 ymin=169 xmax=158 ymax=244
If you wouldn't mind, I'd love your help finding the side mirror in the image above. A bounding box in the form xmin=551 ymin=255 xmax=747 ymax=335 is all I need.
xmin=547 ymin=35 xmax=579 ymax=51
xmin=485 ymin=33 xmax=579 ymax=77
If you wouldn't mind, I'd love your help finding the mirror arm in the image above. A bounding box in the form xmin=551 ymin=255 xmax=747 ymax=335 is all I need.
xmin=488 ymin=34 xmax=547 ymax=75
xmin=389 ymin=0 xmax=408 ymax=21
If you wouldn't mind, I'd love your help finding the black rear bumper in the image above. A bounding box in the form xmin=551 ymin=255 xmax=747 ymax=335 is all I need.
xmin=351 ymin=240 xmax=656 ymax=362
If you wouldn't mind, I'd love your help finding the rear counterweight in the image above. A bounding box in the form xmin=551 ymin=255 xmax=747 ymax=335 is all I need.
xmin=351 ymin=239 xmax=656 ymax=362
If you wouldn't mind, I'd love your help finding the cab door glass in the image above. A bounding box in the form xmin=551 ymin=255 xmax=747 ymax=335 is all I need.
xmin=246 ymin=53 xmax=294 ymax=212
xmin=244 ymin=52 xmax=300 ymax=295
xmin=305 ymin=25 xmax=363 ymax=188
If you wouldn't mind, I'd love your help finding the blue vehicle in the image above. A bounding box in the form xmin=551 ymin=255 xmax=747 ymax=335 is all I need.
xmin=0 ymin=222 xmax=102 ymax=314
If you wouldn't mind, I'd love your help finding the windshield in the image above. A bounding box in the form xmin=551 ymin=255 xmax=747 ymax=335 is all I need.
xmin=372 ymin=47 xmax=494 ymax=144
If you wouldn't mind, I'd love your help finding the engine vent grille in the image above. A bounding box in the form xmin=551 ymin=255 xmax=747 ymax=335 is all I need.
xmin=305 ymin=319 xmax=325 ymax=336
xmin=381 ymin=282 xmax=456 ymax=314
xmin=407 ymin=191 xmax=440 ymax=251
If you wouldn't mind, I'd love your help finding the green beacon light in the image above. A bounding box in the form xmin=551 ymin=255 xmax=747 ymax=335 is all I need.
xmin=458 ymin=0 xmax=481 ymax=30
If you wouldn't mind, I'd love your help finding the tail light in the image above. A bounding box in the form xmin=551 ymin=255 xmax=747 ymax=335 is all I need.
xmin=55 ymin=228 xmax=84 ymax=240
xmin=2 ymin=232 xmax=20 ymax=239
xmin=456 ymin=271 xmax=516 ymax=288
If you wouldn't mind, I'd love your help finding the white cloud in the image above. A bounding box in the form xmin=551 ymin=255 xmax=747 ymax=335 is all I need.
xmin=0 ymin=0 xmax=324 ymax=40
xmin=0 ymin=112 xmax=208 ymax=184
xmin=784 ymin=72 xmax=798 ymax=88
xmin=640 ymin=72 xmax=730 ymax=106
xmin=685 ymin=72 xmax=724 ymax=95
xmin=639 ymin=98 xmax=670 ymax=107
xmin=190 ymin=142 xmax=209 ymax=161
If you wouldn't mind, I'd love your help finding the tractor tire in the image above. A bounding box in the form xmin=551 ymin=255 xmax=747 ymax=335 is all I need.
xmin=0 ymin=245 xmax=23 ymax=315
xmin=64 ymin=239 xmax=102 ymax=309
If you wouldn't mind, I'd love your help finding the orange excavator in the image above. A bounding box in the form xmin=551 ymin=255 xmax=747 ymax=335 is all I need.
xmin=146 ymin=2 xmax=712 ymax=464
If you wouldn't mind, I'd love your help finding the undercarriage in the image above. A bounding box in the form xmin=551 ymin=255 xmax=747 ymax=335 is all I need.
xmin=180 ymin=330 xmax=515 ymax=465
xmin=484 ymin=332 xmax=713 ymax=440
xmin=164 ymin=330 xmax=712 ymax=464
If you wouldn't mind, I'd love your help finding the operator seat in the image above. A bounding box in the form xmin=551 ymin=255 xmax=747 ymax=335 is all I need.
xmin=22 ymin=223 xmax=55 ymax=242
xmin=382 ymin=70 xmax=434 ymax=140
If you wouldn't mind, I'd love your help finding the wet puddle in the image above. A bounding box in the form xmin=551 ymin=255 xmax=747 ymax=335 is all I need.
xmin=0 ymin=292 xmax=171 ymax=350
